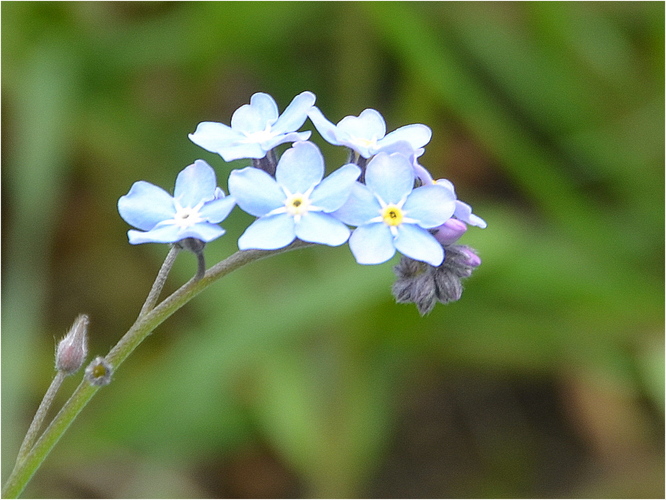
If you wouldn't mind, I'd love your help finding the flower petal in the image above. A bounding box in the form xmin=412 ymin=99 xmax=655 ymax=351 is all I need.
xmin=413 ymin=162 xmax=434 ymax=185
xmin=454 ymin=200 xmax=487 ymax=228
xmin=310 ymin=163 xmax=361 ymax=212
xmin=364 ymin=153 xmax=414 ymax=204
xmin=230 ymin=105 xmax=264 ymax=135
xmin=402 ymin=184 xmax=456 ymax=228
xmin=272 ymin=91 xmax=316 ymax=135
xmin=434 ymin=178 xmax=456 ymax=195
xmin=275 ymin=141 xmax=324 ymax=194
xmin=229 ymin=167 xmax=285 ymax=217
xmin=248 ymin=92 xmax=279 ymax=124
xmin=295 ymin=212 xmax=350 ymax=246
xmin=128 ymin=222 xmax=225 ymax=244
xmin=332 ymin=182 xmax=381 ymax=226
xmin=199 ymin=195 xmax=236 ymax=223
xmin=188 ymin=122 xmax=242 ymax=154
xmin=377 ymin=123 xmax=432 ymax=152
xmin=308 ymin=107 xmax=345 ymax=145
xmin=127 ymin=224 xmax=180 ymax=244
xmin=174 ymin=160 xmax=216 ymax=207
xmin=238 ymin=213 xmax=296 ymax=250
xmin=118 ymin=181 xmax=175 ymax=231
xmin=262 ymin=131 xmax=311 ymax=151
xmin=348 ymin=223 xmax=396 ymax=265
xmin=179 ymin=222 xmax=226 ymax=243
xmin=393 ymin=224 xmax=444 ymax=266
xmin=219 ymin=142 xmax=268 ymax=161
xmin=337 ymin=109 xmax=386 ymax=141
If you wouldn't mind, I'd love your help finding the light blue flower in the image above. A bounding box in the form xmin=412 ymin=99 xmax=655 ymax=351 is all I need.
xmin=308 ymin=107 xmax=431 ymax=159
xmin=118 ymin=160 xmax=236 ymax=244
xmin=333 ymin=152 xmax=456 ymax=266
xmin=189 ymin=91 xmax=316 ymax=162
xmin=229 ymin=141 xmax=360 ymax=250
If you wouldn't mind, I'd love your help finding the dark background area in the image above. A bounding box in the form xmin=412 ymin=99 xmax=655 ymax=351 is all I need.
xmin=2 ymin=2 xmax=664 ymax=498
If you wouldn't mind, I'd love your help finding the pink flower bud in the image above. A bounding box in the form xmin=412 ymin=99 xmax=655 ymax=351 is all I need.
xmin=433 ymin=218 xmax=468 ymax=245
xmin=459 ymin=246 xmax=482 ymax=267
xmin=55 ymin=314 xmax=89 ymax=375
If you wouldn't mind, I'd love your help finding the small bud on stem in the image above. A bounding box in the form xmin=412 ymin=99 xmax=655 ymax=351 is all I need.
xmin=16 ymin=314 xmax=90 ymax=463
xmin=55 ymin=314 xmax=89 ymax=375
xmin=85 ymin=357 xmax=113 ymax=386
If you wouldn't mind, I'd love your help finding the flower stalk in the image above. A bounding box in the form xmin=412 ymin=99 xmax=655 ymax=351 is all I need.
xmin=2 ymin=241 xmax=312 ymax=498
xmin=14 ymin=371 xmax=66 ymax=466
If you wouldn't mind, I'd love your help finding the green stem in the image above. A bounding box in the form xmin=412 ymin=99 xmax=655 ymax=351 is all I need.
xmin=2 ymin=241 xmax=312 ymax=498
xmin=138 ymin=245 xmax=180 ymax=318
xmin=15 ymin=371 xmax=66 ymax=465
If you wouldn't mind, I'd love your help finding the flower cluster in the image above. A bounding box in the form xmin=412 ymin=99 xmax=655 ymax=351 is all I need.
xmin=118 ymin=91 xmax=485 ymax=309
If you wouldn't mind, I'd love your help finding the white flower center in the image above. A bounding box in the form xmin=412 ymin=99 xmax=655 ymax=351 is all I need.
xmin=354 ymin=137 xmax=379 ymax=150
xmin=171 ymin=201 xmax=204 ymax=229
xmin=267 ymin=186 xmax=319 ymax=223
xmin=242 ymin=125 xmax=275 ymax=144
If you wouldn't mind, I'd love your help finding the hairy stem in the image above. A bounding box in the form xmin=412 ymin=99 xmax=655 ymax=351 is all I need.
xmin=139 ymin=245 xmax=180 ymax=317
xmin=2 ymin=241 xmax=312 ymax=498
xmin=14 ymin=371 xmax=66 ymax=465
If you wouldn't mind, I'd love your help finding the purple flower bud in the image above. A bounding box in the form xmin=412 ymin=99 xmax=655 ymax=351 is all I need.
xmin=433 ymin=218 xmax=468 ymax=245
xmin=458 ymin=245 xmax=482 ymax=267
xmin=55 ymin=314 xmax=89 ymax=375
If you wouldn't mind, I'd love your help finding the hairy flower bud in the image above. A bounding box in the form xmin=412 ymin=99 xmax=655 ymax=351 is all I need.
xmin=55 ymin=314 xmax=89 ymax=375
xmin=457 ymin=245 xmax=482 ymax=267
xmin=85 ymin=356 xmax=113 ymax=386
xmin=392 ymin=245 xmax=481 ymax=315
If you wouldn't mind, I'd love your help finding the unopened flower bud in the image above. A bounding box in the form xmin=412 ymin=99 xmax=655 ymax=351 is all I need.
xmin=55 ymin=314 xmax=89 ymax=375
xmin=433 ymin=218 xmax=468 ymax=245
xmin=85 ymin=356 xmax=113 ymax=386
xmin=457 ymin=245 xmax=481 ymax=267
xmin=392 ymin=245 xmax=482 ymax=315
xmin=392 ymin=258 xmax=438 ymax=315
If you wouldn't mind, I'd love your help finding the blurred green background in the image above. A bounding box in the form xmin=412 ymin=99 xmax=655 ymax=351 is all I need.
xmin=2 ymin=2 xmax=663 ymax=498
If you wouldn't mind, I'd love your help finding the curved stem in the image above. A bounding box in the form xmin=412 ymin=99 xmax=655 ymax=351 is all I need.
xmin=2 ymin=241 xmax=313 ymax=498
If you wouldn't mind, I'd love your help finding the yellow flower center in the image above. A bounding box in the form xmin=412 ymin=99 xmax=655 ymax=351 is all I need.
xmin=355 ymin=137 xmax=378 ymax=149
xmin=382 ymin=204 xmax=403 ymax=226
xmin=285 ymin=193 xmax=310 ymax=219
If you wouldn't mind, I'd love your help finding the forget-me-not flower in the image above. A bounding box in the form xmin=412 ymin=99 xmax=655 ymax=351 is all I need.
xmin=333 ymin=152 xmax=456 ymax=266
xmin=229 ymin=141 xmax=361 ymax=250
xmin=189 ymin=91 xmax=316 ymax=162
xmin=308 ymin=107 xmax=431 ymax=159
xmin=118 ymin=160 xmax=236 ymax=244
